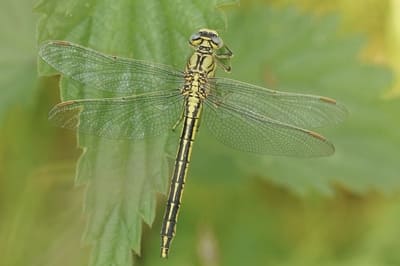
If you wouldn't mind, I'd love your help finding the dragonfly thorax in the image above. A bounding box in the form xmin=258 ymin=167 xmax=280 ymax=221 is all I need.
xmin=183 ymin=29 xmax=224 ymax=99
xmin=182 ymin=71 xmax=209 ymax=99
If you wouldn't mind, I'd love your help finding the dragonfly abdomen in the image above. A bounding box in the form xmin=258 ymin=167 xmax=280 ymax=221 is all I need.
xmin=160 ymin=96 xmax=203 ymax=258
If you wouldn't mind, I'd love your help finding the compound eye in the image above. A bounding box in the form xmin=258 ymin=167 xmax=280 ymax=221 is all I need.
xmin=211 ymin=35 xmax=223 ymax=48
xmin=190 ymin=33 xmax=201 ymax=42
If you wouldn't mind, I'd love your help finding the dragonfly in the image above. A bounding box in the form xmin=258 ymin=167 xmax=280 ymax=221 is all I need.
xmin=39 ymin=29 xmax=347 ymax=258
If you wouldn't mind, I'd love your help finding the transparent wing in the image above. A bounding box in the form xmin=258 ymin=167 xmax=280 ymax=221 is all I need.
xmin=209 ymin=77 xmax=347 ymax=129
xmin=39 ymin=41 xmax=184 ymax=96
xmin=49 ymin=91 xmax=183 ymax=139
xmin=204 ymin=100 xmax=335 ymax=157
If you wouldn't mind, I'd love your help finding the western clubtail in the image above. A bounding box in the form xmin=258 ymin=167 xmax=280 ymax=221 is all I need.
xmin=39 ymin=29 xmax=347 ymax=258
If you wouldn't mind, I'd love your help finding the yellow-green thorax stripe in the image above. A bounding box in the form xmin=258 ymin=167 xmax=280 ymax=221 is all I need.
xmin=160 ymin=30 xmax=220 ymax=258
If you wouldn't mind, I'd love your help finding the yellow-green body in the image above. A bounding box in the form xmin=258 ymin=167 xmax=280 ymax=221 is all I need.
xmin=160 ymin=29 xmax=230 ymax=258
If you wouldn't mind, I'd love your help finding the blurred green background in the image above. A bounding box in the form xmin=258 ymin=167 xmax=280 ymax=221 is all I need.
xmin=1 ymin=0 xmax=400 ymax=266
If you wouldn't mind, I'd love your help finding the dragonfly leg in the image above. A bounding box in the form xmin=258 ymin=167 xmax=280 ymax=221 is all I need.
xmin=215 ymin=45 xmax=233 ymax=72
xmin=216 ymin=60 xmax=231 ymax=72
xmin=172 ymin=110 xmax=184 ymax=131
xmin=216 ymin=45 xmax=233 ymax=58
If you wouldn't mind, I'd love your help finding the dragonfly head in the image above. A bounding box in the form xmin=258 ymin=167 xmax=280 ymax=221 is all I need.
xmin=189 ymin=29 xmax=223 ymax=53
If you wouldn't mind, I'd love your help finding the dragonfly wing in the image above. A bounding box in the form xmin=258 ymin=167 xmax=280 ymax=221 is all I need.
xmin=39 ymin=41 xmax=184 ymax=96
xmin=210 ymin=77 xmax=347 ymax=129
xmin=204 ymin=99 xmax=335 ymax=157
xmin=49 ymin=91 xmax=183 ymax=140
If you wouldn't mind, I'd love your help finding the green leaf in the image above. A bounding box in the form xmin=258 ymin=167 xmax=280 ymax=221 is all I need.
xmin=36 ymin=0 xmax=236 ymax=265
